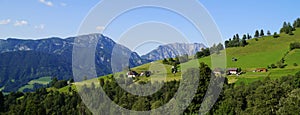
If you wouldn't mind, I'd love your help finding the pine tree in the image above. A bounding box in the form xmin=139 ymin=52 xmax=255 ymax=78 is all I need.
xmin=288 ymin=30 xmax=294 ymax=35
xmin=293 ymin=18 xmax=300 ymax=28
xmin=281 ymin=22 xmax=289 ymax=33
xmin=240 ymin=39 xmax=247 ymax=47
xmin=235 ymin=34 xmax=240 ymax=40
xmin=260 ymin=29 xmax=265 ymax=37
xmin=254 ymin=30 xmax=260 ymax=38
xmin=242 ymin=34 xmax=247 ymax=40
xmin=131 ymin=97 xmax=150 ymax=111
xmin=288 ymin=22 xmax=295 ymax=31
xmin=267 ymin=30 xmax=271 ymax=36
xmin=162 ymin=58 xmax=168 ymax=64
xmin=247 ymin=33 xmax=252 ymax=39
xmin=273 ymin=32 xmax=280 ymax=38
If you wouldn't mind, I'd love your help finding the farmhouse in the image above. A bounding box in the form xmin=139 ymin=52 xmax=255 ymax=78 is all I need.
xmin=227 ymin=68 xmax=238 ymax=75
xmin=256 ymin=68 xmax=268 ymax=72
xmin=127 ymin=70 xmax=139 ymax=78
xmin=140 ymin=71 xmax=151 ymax=77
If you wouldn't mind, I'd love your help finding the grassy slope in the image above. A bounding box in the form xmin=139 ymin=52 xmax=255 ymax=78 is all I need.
xmin=59 ymin=29 xmax=300 ymax=92
xmin=197 ymin=29 xmax=300 ymax=84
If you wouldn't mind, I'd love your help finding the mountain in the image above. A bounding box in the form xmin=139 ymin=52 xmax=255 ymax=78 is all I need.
xmin=141 ymin=43 xmax=206 ymax=61
xmin=0 ymin=34 xmax=148 ymax=92
xmin=0 ymin=51 xmax=72 ymax=92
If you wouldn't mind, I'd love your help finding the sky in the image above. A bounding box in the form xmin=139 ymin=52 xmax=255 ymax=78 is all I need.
xmin=0 ymin=0 xmax=300 ymax=54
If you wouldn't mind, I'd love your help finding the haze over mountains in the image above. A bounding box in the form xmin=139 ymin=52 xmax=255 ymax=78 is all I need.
xmin=0 ymin=34 xmax=206 ymax=92
xmin=141 ymin=43 xmax=206 ymax=61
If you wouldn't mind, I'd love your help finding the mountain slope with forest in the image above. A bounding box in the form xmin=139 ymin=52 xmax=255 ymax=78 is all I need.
xmin=0 ymin=34 xmax=148 ymax=92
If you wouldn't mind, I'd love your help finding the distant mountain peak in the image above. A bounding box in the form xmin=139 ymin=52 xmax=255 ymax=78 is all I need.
xmin=141 ymin=43 xmax=206 ymax=61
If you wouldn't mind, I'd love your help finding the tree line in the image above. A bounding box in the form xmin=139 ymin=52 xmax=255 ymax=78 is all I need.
xmin=162 ymin=54 xmax=189 ymax=66
xmin=211 ymin=72 xmax=300 ymax=114
xmin=0 ymin=62 xmax=220 ymax=114
xmin=0 ymin=81 xmax=91 ymax=115
xmin=280 ymin=18 xmax=300 ymax=36
xmin=290 ymin=42 xmax=300 ymax=51
xmin=225 ymin=33 xmax=249 ymax=48
xmin=1 ymin=62 xmax=300 ymax=114
xmin=194 ymin=43 xmax=224 ymax=59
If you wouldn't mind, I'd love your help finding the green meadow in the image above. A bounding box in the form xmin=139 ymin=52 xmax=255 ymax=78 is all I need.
xmin=59 ymin=29 xmax=300 ymax=92
xmin=18 ymin=77 xmax=52 ymax=92
xmin=196 ymin=28 xmax=300 ymax=84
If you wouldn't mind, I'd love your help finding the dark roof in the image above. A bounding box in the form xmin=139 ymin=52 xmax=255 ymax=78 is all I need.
xmin=127 ymin=71 xmax=138 ymax=75
xmin=228 ymin=68 xmax=238 ymax=71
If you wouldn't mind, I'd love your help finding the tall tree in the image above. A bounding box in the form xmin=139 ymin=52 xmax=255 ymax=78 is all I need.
xmin=281 ymin=22 xmax=295 ymax=34
xmin=233 ymin=35 xmax=237 ymax=40
xmin=247 ymin=33 xmax=252 ymax=39
xmin=131 ymin=97 xmax=150 ymax=111
xmin=162 ymin=58 xmax=168 ymax=64
xmin=277 ymin=89 xmax=300 ymax=114
xmin=260 ymin=29 xmax=265 ymax=37
xmin=267 ymin=30 xmax=271 ymax=36
xmin=288 ymin=29 xmax=294 ymax=35
xmin=236 ymin=34 xmax=240 ymax=39
xmin=240 ymin=39 xmax=247 ymax=47
xmin=254 ymin=30 xmax=260 ymax=38
xmin=293 ymin=18 xmax=300 ymax=28
xmin=242 ymin=34 xmax=247 ymax=40
xmin=217 ymin=43 xmax=224 ymax=51
xmin=273 ymin=32 xmax=280 ymax=38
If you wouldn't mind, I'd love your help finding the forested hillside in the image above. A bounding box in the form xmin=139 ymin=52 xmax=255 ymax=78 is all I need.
xmin=1 ymin=62 xmax=300 ymax=114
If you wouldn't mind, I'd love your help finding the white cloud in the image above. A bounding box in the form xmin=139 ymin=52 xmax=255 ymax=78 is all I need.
xmin=39 ymin=0 xmax=53 ymax=7
xmin=0 ymin=19 xmax=11 ymax=25
xmin=35 ymin=24 xmax=45 ymax=30
xmin=96 ymin=26 xmax=105 ymax=31
xmin=14 ymin=20 xmax=28 ymax=26
xmin=60 ymin=3 xmax=67 ymax=7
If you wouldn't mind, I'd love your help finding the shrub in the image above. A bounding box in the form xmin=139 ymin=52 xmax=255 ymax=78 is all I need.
xmin=277 ymin=61 xmax=286 ymax=68
xmin=271 ymin=64 xmax=277 ymax=69
xmin=294 ymin=63 xmax=298 ymax=66
xmin=290 ymin=42 xmax=300 ymax=50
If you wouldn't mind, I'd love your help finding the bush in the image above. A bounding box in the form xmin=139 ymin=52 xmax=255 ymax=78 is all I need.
xmin=288 ymin=31 xmax=294 ymax=35
xmin=273 ymin=32 xmax=280 ymax=38
xmin=270 ymin=64 xmax=277 ymax=69
xmin=53 ymin=80 xmax=68 ymax=89
xmin=294 ymin=63 xmax=298 ymax=66
xmin=277 ymin=61 xmax=286 ymax=68
xmin=290 ymin=42 xmax=300 ymax=50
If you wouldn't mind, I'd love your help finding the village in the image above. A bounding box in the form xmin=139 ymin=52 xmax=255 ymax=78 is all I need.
xmin=213 ymin=57 xmax=268 ymax=77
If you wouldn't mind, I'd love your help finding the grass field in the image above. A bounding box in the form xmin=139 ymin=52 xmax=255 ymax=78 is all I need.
xmin=18 ymin=77 xmax=52 ymax=92
xmin=135 ymin=28 xmax=300 ymax=85
xmin=60 ymin=29 xmax=300 ymax=91
xmin=194 ymin=29 xmax=300 ymax=84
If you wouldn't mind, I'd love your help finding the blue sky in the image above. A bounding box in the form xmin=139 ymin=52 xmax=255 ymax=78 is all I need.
xmin=0 ymin=0 xmax=300 ymax=54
